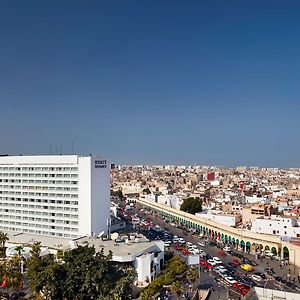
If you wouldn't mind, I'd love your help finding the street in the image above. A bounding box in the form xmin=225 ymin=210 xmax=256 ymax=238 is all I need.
xmin=127 ymin=201 xmax=300 ymax=298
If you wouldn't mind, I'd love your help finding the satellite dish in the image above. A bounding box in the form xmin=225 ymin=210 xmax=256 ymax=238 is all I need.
xmin=98 ymin=231 xmax=105 ymax=238
xmin=111 ymin=232 xmax=119 ymax=241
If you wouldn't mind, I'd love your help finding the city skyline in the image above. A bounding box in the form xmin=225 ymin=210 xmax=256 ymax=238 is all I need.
xmin=1 ymin=1 xmax=300 ymax=167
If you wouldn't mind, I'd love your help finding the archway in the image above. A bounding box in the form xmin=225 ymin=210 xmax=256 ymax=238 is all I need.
xmin=225 ymin=235 xmax=228 ymax=244
xmin=228 ymin=236 xmax=232 ymax=244
xmin=251 ymin=243 xmax=257 ymax=253
xmin=236 ymin=239 xmax=239 ymax=249
xmin=271 ymin=247 xmax=277 ymax=256
xmin=221 ymin=233 xmax=224 ymax=242
xmin=283 ymin=246 xmax=289 ymax=259
xmin=241 ymin=240 xmax=245 ymax=251
xmin=232 ymin=237 xmax=236 ymax=245
xmin=265 ymin=245 xmax=270 ymax=251
xmin=246 ymin=242 xmax=251 ymax=253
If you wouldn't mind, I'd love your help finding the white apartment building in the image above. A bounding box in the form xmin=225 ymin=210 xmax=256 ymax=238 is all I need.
xmin=0 ymin=155 xmax=110 ymax=238
xmin=195 ymin=211 xmax=240 ymax=227
xmin=251 ymin=215 xmax=300 ymax=238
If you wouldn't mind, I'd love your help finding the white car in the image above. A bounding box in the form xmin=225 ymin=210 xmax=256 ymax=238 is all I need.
xmin=198 ymin=241 xmax=206 ymax=247
xmin=186 ymin=242 xmax=193 ymax=247
xmin=191 ymin=249 xmax=200 ymax=255
xmin=212 ymin=257 xmax=223 ymax=264
xmin=207 ymin=259 xmax=217 ymax=266
xmin=250 ymin=274 xmax=262 ymax=282
xmin=223 ymin=246 xmax=231 ymax=252
xmin=264 ymin=250 xmax=274 ymax=257
xmin=225 ymin=276 xmax=237 ymax=285
xmin=214 ymin=266 xmax=227 ymax=272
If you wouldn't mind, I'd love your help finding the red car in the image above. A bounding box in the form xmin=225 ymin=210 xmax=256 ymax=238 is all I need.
xmin=181 ymin=248 xmax=190 ymax=256
xmin=200 ymin=259 xmax=206 ymax=266
xmin=200 ymin=260 xmax=213 ymax=269
xmin=233 ymin=259 xmax=241 ymax=266
xmin=175 ymin=244 xmax=183 ymax=251
xmin=232 ymin=282 xmax=250 ymax=296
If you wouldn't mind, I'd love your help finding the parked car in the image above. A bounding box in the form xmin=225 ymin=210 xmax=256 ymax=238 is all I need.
xmin=224 ymin=276 xmax=238 ymax=285
xmin=264 ymin=250 xmax=274 ymax=257
xmin=233 ymin=259 xmax=241 ymax=266
xmin=175 ymin=244 xmax=183 ymax=250
xmin=207 ymin=259 xmax=218 ymax=266
xmin=212 ymin=257 xmax=223 ymax=264
xmin=198 ymin=241 xmax=206 ymax=247
xmin=254 ymin=272 xmax=266 ymax=280
xmin=250 ymin=274 xmax=262 ymax=282
xmin=242 ymin=277 xmax=256 ymax=287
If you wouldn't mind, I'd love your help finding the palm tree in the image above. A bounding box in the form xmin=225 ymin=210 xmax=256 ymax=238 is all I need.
xmin=186 ymin=267 xmax=198 ymax=290
xmin=171 ymin=280 xmax=184 ymax=300
xmin=139 ymin=289 xmax=151 ymax=300
xmin=0 ymin=232 xmax=9 ymax=254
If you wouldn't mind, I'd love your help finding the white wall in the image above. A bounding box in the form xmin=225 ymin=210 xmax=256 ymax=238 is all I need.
xmin=78 ymin=156 xmax=110 ymax=236
xmin=91 ymin=157 xmax=110 ymax=236
xmin=78 ymin=157 xmax=92 ymax=235
xmin=251 ymin=216 xmax=300 ymax=238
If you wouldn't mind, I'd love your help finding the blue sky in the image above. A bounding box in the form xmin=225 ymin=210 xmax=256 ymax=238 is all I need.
xmin=1 ymin=1 xmax=300 ymax=167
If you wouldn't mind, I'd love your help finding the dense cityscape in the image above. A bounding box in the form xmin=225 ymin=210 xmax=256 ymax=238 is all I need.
xmin=2 ymin=1 xmax=300 ymax=299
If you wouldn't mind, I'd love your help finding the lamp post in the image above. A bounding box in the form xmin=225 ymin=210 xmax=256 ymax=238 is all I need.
xmin=290 ymin=248 xmax=296 ymax=281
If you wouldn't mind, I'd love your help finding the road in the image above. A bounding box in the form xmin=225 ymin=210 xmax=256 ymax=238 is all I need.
xmin=129 ymin=202 xmax=300 ymax=297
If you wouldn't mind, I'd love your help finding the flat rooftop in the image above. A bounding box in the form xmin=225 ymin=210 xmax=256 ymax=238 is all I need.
xmin=5 ymin=231 xmax=164 ymax=262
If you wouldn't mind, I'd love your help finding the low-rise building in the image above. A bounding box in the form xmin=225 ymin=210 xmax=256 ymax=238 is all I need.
xmin=251 ymin=215 xmax=300 ymax=238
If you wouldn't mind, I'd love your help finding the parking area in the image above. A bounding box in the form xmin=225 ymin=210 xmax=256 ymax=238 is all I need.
xmin=118 ymin=201 xmax=300 ymax=298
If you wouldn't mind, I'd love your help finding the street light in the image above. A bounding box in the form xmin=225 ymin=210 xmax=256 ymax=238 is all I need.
xmin=290 ymin=248 xmax=296 ymax=282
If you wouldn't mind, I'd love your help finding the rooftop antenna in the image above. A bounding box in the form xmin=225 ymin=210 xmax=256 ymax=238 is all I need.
xmin=111 ymin=232 xmax=119 ymax=242
xmin=50 ymin=144 xmax=52 ymax=155
xmin=72 ymin=140 xmax=75 ymax=155
xmin=60 ymin=144 xmax=62 ymax=155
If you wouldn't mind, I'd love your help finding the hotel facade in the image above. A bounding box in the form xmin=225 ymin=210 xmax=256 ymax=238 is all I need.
xmin=0 ymin=155 xmax=110 ymax=238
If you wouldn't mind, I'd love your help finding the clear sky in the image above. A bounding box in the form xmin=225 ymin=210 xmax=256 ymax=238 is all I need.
xmin=1 ymin=1 xmax=300 ymax=167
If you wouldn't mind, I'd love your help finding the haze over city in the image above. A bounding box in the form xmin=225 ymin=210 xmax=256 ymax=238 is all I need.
xmin=1 ymin=1 xmax=300 ymax=167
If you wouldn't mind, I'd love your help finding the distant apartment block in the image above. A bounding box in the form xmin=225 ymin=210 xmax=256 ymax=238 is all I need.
xmin=0 ymin=155 xmax=110 ymax=238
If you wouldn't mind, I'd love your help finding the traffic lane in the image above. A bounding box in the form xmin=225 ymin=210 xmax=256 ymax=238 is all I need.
xmin=139 ymin=210 xmax=298 ymax=292
xmin=133 ymin=205 xmax=299 ymax=293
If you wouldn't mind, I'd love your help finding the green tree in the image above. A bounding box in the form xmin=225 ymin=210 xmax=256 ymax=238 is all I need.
xmin=186 ymin=267 xmax=198 ymax=290
xmin=0 ymin=232 xmax=9 ymax=254
xmin=111 ymin=190 xmax=123 ymax=198
xmin=171 ymin=280 xmax=184 ymax=300
xmin=142 ymin=188 xmax=151 ymax=195
xmin=27 ymin=245 xmax=134 ymax=300
xmin=139 ymin=289 xmax=151 ymax=300
xmin=180 ymin=197 xmax=202 ymax=214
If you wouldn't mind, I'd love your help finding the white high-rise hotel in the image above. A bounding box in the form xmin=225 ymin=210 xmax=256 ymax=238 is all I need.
xmin=0 ymin=155 xmax=110 ymax=238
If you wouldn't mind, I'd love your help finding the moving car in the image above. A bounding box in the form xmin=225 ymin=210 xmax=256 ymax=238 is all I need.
xmin=198 ymin=241 xmax=206 ymax=247
xmin=233 ymin=259 xmax=241 ymax=266
xmin=223 ymin=246 xmax=231 ymax=252
xmin=241 ymin=264 xmax=253 ymax=272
